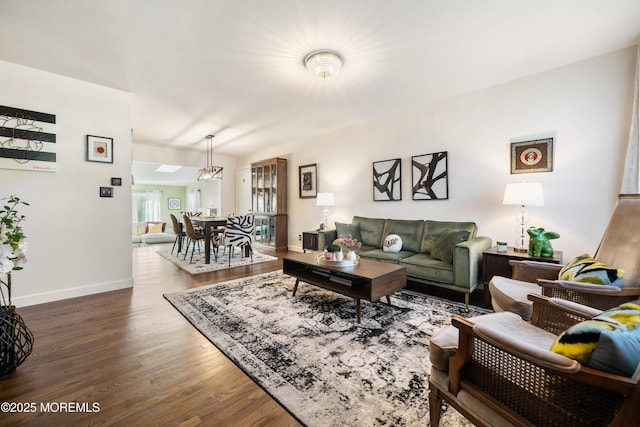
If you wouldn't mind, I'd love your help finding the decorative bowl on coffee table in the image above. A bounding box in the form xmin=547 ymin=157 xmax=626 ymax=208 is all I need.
xmin=316 ymin=254 xmax=359 ymax=268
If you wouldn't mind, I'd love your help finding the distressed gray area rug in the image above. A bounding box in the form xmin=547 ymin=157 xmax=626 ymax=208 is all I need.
xmin=164 ymin=270 xmax=489 ymax=426
xmin=157 ymin=248 xmax=277 ymax=274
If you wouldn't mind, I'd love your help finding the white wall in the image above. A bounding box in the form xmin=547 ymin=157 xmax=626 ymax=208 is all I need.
xmin=133 ymin=143 xmax=236 ymax=216
xmin=238 ymin=46 xmax=637 ymax=260
xmin=0 ymin=60 xmax=133 ymax=307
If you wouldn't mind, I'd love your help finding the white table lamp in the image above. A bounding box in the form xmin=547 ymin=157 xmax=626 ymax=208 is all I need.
xmin=503 ymin=183 xmax=544 ymax=252
xmin=316 ymin=192 xmax=335 ymax=230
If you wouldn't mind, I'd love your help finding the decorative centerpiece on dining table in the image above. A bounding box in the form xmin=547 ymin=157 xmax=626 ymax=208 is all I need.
xmin=0 ymin=195 xmax=34 ymax=379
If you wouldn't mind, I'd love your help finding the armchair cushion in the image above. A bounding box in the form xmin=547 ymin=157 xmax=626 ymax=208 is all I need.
xmin=489 ymin=276 xmax=541 ymax=320
xmin=559 ymin=253 xmax=625 ymax=287
xmin=429 ymin=311 xmax=556 ymax=371
xmin=551 ymin=300 xmax=640 ymax=376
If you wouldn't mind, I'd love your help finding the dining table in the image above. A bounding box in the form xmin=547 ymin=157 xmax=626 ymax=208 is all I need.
xmin=189 ymin=216 xmax=227 ymax=264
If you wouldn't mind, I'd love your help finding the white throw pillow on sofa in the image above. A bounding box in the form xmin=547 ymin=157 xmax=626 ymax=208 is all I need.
xmin=383 ymin=234 xmax=403 ymax=253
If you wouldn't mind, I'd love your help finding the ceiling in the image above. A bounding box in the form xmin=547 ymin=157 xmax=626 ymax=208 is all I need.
xmin=0 ymin=0 xmax=639 ymax=159
xmin=132 ymin=162 xmax=201 ymax=186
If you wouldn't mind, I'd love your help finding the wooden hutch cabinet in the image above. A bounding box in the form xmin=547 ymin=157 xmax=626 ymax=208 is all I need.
xmin=251 ymin=157 xmax=288 ymax=254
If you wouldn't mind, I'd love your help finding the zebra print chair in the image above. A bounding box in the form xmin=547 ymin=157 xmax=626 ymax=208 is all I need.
xmin=220 ymin=215 xmax=255 ymax=266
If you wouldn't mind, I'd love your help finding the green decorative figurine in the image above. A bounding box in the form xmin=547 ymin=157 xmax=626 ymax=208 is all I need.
xmin=527 ymin=226 xmax=560 ymax=257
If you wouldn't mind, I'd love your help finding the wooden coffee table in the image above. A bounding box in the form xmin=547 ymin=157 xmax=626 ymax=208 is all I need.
xmin=282 ymin=252 xmax=407 ymax=324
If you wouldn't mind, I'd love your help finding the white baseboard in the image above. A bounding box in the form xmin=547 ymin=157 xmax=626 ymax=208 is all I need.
xmin=287 ymin=244 xmax=305 ymax=253
xmin=12 ymin=278 xmax=134 ymax=308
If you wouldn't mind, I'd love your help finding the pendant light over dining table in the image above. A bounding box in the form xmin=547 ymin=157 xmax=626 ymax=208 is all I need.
xmin=197 ymin=134 xmax=223 ymax=181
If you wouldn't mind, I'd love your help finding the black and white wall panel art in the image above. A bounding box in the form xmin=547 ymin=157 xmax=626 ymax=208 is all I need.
xmin=373 ymin=158 xmax=402 ymax=201
xmin=0 ymin=105 xmax=57 ymax=172
xmin=412 ymin=151 xmax=448 ymax=200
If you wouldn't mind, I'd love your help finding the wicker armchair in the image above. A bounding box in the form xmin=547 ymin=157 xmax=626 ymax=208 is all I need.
xmin=429 ymin=294 xmax=639 ymax=426
xmin=490 ymin=194 xmax=640 ymax=319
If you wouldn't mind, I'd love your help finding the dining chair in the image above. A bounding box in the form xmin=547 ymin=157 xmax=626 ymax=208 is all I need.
xmin=182 ymin=214 xmax=205 ymax=263
xmin=220 ymin=215 xmax=255 ymax=266
xmin=169 ymin=213 xmax=186 ymax=256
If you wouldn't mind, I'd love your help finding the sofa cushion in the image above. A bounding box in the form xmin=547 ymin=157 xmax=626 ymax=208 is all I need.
xmin=352 ymin=216 xmax=386 ymax=247
xmin=558 ymin=253 xmax=625 ymax=287
xmin=550 ymin=300 xmax=640 ymax=377
xmin=335 ymin=222 xmax=362 ymax=244
xmin=383 ymin=234 xmax=403 ymax=253
xmin=140 ymin=232 xmax=176 ymax=244
xmin=400 ymin=254 xmax=454 ymax=283
xmin=421 ymin=220 xmax=477 ymax=254
xmin=381 ymin=219 xmax=424 ymax=252
xmin=358 ymin=249 xmax=415 ymax=263
xmin=431 ymin=230 xmax=471 ymax=264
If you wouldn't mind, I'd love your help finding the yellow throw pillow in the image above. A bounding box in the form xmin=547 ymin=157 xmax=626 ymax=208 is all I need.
xmin=550 ymin=300 xmax=640 ymax=377
xmin=558 ymin=253 xmax=624 ymax=287
xmin=148 ymin=223 xmax=163 ymax=233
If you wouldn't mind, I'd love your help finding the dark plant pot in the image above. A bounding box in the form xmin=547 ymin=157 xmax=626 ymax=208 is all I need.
xmin=0 ymin=306 xmax=34 ymax=379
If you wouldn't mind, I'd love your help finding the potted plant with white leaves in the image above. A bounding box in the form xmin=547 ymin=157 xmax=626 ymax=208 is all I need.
xmin=0 ymin=195 xmax=33 ymax=379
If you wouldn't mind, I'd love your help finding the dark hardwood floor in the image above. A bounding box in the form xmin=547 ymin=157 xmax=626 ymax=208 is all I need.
xmin=0 ymin=244 xmax=300 ymax=426
xmin=0 ymin=244 xmax=487 ymax=426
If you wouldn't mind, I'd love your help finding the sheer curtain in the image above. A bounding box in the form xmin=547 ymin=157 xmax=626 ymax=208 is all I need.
xmin=187 ymin=189 xmax=201 ymax=212
xmin=621 ymin=45 xmax=640 ymax=193
xmin=132 ymin=190 xmax=162 ymax=223
xmin=145 ymin=191 xmax=162 ymax=221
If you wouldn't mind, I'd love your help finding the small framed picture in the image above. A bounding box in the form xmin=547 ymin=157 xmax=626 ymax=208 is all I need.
xmin=511 ymin=138 xmax=553 ymax=174
xmin=168 ymin=198 xmax=181 ymax=210
xmin=87 ymin=135 xmax=114 ymax=163
xmin=299 ymin=163 xmax=317 ymax=198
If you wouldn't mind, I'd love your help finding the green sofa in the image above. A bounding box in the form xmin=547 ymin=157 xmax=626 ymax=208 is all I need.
xmin=318 ymin=216 xmax=492 ymax=307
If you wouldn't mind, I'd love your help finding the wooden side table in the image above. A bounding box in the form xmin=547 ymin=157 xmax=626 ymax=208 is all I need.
xmin=482 ymin=246 xmax=563 ymax=307
xmin=302 ymin=231 xmax=319 ymax=252
xmin=302 ymin=229 xmax=333 ymax=252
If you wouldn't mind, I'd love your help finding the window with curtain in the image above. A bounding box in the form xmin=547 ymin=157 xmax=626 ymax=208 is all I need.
xmin=132 ymin=190 xmax=162 ymax=223
xmin=187 ymin=189 xmax=201 ymax=212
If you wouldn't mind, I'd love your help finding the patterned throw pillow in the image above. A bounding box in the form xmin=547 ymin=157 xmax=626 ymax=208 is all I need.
xmin=550 ymin=300 xmax=640 ymax=377
xmin=383 ymin=234 xmax=403 ymax=253
xmin=558 ymin=254 xmax=624 ymax=287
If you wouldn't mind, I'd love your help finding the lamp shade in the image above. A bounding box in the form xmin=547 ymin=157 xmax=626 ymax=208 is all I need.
xmin=316 ymin=192 xmax=335 ymax=206
xmin=503 ymin=183 xmax=544 ymax=206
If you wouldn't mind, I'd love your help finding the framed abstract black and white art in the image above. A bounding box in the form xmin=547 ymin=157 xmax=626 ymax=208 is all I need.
xmin=373 ymin=158 xmax=402 ymax=201
xmin=411 ymin=151 xmax=448 ymax=200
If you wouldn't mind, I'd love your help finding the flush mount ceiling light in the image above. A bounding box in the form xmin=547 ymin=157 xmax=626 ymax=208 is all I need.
xmin=197 ymin=134 xmax=223 ymax=181
xmin=304 ymin=50 xmax=344 ymax=80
